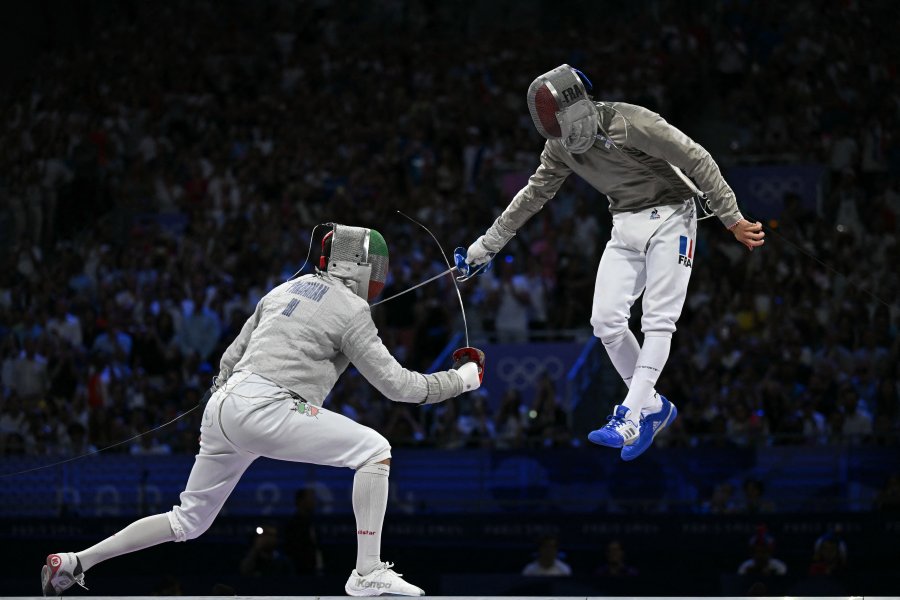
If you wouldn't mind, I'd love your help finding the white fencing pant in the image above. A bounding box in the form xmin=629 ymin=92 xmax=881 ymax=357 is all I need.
xmin=590 ymin=200 xmax=697 ymax=412
xmin=167 ymin=371 xmax=391 ymax=541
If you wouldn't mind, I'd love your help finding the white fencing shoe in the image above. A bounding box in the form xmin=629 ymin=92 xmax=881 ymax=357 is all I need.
xmin=41 ymin=552 xmax=87 ymax=596
xmin=345 ymin=562 xmax=425 ymax=596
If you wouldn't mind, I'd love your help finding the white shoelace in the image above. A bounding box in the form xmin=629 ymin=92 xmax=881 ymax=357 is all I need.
xmin=376 ymin=561 xmax=405 ymax=577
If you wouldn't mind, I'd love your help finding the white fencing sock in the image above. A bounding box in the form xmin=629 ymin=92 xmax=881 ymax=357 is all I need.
xmin=620 ymin=334 xmax=670 ymax=416
xmin=77 ymin=513 xmax=175 ymax=571
xmin=602 ymin=329 xmax=660 ymax=397
xmin=353 ymin=462 xmax=390 ymax=576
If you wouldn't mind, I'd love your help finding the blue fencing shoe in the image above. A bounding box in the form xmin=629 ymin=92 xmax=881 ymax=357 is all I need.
xmin=621 ymin=395 xmax=677 ymax=461
xmin=588 ymin=405 xmax=639 ymax=448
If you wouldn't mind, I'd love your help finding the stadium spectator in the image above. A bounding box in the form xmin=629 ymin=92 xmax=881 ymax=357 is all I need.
xmin=737 ymin=527 xmax=787 ymax=577
xmin=521 ymin=535 xmax=572 ymax=576
xmin=733 ymin=479 xmax=776 ymax=515
xmin=808 ymin=529 xmax=848 ymax=577
xmin=594 ymin=540 xmax=639 ymax=578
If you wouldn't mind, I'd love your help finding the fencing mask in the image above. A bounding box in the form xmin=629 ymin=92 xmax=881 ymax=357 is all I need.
xmin=319 ymin=224 xmax=389 ymax=302
xmin=527 ymin=64 xmax=598 ymax=154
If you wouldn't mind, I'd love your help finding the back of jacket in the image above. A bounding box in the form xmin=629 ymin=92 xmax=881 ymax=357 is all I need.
xmin=217 ymin=272 xmax=461 ymax=406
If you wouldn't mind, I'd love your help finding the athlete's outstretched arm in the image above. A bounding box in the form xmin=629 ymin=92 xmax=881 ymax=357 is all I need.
xmin=340 ymin=309 xmax=477 ymax=404
xmin=467 ymin=143 xmax=572 ymax=265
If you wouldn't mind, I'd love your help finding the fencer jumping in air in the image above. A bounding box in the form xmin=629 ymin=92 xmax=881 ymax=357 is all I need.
xmin=41 ymin=223 xmax=484 ymax=597
xmin=464 ymin=64 xmax=763 ymax=461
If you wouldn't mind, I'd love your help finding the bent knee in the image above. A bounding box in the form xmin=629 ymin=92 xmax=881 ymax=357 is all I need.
xmin=591 ymin=315 xmax=628 ymax=344
xmin=168 ymin=508 xmax=214 ymax=542
xmin=590 ymin=303 xmax=630 ymax=342
xmin=356 ymin=431 xmax=391 ymax=469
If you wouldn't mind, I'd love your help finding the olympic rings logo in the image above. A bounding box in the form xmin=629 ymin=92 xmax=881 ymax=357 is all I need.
xmin=495 ymin=356 xmax=565 ymax=389
xmin=747 ymin=175 xmax=804 ymax=202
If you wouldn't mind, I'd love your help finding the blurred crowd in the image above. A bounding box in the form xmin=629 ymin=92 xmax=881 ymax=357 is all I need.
xmin=0 ymin=0 xmax=898 ymax=457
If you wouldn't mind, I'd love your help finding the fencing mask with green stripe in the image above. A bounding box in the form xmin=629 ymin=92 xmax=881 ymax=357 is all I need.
xmin=319 ymin=223 xmax=389 ymax=302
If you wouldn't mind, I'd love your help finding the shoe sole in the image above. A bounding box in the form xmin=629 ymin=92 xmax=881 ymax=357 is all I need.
xmin=587 ymin=431 xmax=625 ymax=448
xmin=345 ymin=585 xmax=424 ymax=597
xmin=345 ymin=585 xmax=378 ymax=597
xmin=621 ymin=403 xmax=677 ymax=462
xmin=41 ymin=564 xmax=54 ymax=597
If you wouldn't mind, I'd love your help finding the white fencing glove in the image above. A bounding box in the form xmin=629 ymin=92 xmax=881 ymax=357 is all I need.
xmin=466 ymin=219 xmax=515 ymax=267
xmin=453 ymin=361 xmax=482 ymax=392
xmin=465 ymin=236 xmax=496 ymax=266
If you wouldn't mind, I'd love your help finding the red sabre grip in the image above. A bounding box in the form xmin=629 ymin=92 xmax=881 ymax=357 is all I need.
xmin=451 ymin=347 xmax=485 ymax=383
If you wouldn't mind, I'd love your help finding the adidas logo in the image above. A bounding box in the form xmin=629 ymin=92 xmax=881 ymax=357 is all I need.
xmin=654 ymin=408 xmax=673 ymax=431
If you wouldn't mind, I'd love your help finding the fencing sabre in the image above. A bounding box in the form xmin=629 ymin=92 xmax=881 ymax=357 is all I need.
xmin=393 ymin=210 xmax=470 ymax=347
xmin=392 ymin=210 xmax=485 ymax=384
xmin=370 ymin=264 xmax=460 ymax=308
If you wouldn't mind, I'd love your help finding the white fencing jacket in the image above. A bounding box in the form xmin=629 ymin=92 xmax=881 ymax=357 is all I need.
xmin=216 ymin=272 xmax=462 ymax=406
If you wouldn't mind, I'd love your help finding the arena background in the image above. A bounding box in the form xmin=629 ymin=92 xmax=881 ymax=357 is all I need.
xmin=1 ymin=0 xmax=898 ymax=596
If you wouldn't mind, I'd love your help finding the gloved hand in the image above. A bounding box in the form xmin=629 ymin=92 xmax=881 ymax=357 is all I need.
xmin=452 ymin=346 xmax=485 ymax=392
xmin=465 ymin=236 xmax=496 ymax=267
xmin=455 ymin=246 xmax=492 ymax=280
xmin=453 ymin=362 xmax=482 ymax=392
xmin=462 ymin=220 xmax=515 ymax=274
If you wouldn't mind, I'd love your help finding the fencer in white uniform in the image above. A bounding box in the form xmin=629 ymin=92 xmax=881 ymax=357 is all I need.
xmin=41 ymin=224 xmax=484 ymax=597
xmin=464 ymin=65 xmax=764 ymax=460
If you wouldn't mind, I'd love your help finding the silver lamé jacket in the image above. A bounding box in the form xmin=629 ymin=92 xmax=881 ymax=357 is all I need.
xmin=482 ymin=101 xmax=744 ymax=250
xmin=215 ymin=272 xmax=463 ymax=406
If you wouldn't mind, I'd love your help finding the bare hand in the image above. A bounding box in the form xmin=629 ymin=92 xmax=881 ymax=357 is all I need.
xmin=731 ymin=219 xmax=765 ymax=251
